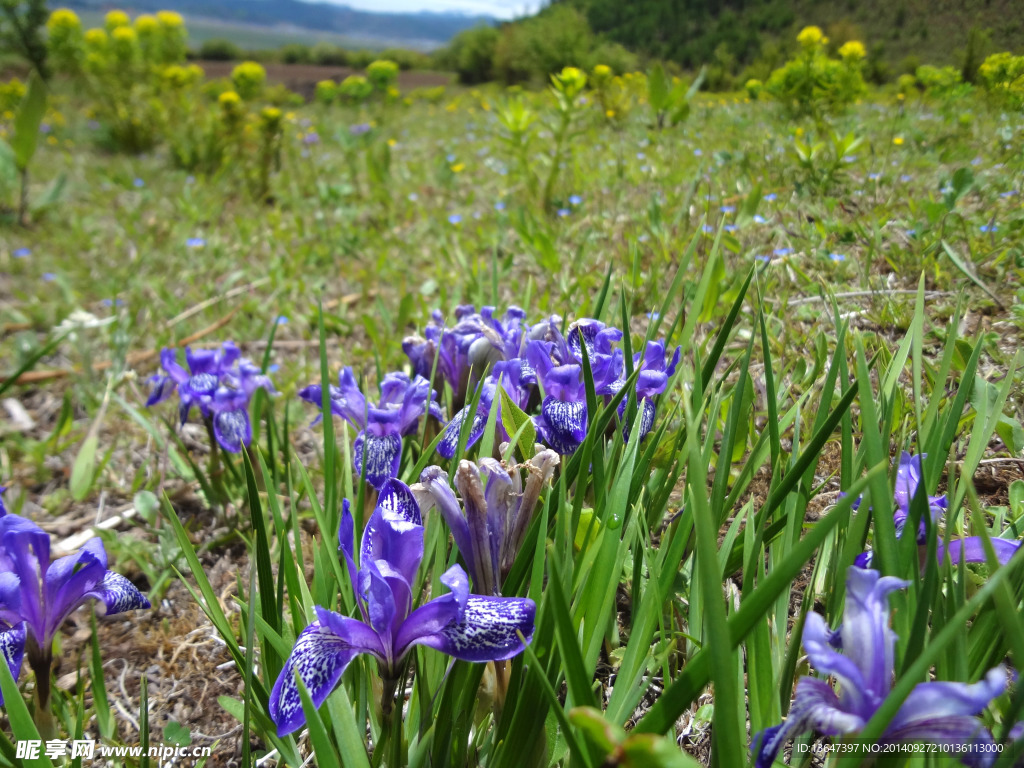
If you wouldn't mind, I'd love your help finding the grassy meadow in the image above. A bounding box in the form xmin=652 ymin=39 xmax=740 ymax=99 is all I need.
xmin=2 ymin=25 xmax=1024 ymax=768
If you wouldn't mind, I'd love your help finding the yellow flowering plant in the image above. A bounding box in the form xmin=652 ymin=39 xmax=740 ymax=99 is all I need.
xmin=232 ymin=61 xmax=267 ymax=102
xmin=46 ymin=7 xmax=190 ymax=153
xmin=764 ymin=27 xmax=867 ymax=119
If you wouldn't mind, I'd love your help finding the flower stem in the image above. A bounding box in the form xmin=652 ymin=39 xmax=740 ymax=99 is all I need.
xmin=27 ymin=637 xmax=56 ymax=741
xmin=379 ymin=675 xmax=404 ymax=768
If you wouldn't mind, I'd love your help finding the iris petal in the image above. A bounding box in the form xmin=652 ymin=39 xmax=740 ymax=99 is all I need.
xmin=536 ymin=397 xmax=587 ymax=455
xmin=213 ymin=409 xmax=251 ymax=453
xmin=0 ymin=622 xmax=25 ymax=705
xmin=354 ymin=432 xmax=402 ymax=490
xmin=752 ymin=677 xmax=865 ymax=768
xmin=404 ymin=595 xmax=535 ymax=663
xmin=269 ymin=614 xmax=380 ymax=736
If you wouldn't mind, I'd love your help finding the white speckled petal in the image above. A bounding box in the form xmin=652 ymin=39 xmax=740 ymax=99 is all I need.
xmin=537 ymin=397 xmax=587 ymax=455
xmin=269 ymin=614 xmax=381 ymax=736
xmin=377 ymin=479 xmax=423 ymax=526
xmin=87 ymin=571 xmax=151 ymax=615
xmin=404 ymin=594 xmax=535 ymax=663
xmin=0 ymin=622 xmax=25 ymax=705
xmin=213 ymin=408 xmax=251 ymax=453
xmin=437 ymin=404 xmax=487 ymax=459
xmin=354 ymin=431 xmax=402 ymax=490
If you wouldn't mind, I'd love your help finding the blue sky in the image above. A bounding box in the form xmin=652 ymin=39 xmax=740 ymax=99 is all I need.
xmin=321 ymin=0 xmax=536 ymax=19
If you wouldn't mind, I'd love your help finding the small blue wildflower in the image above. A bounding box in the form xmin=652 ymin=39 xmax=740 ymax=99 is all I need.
xmin=133 ymin=178 xmax=145 ymax=188
xmin=869 ymin=173 xmax=882 ymax=181
xmin=446 ymin=153 xmax=457 ymax=163
xmin=646 ymin=311 xmax=660 ymax=320
xmin=636 ymin=152 xmax=646 ymax=160
xmin=42 ymin=272 xmax=56 ymax=282
xmin=773 ymin=247 xmax=793 ymax=257
xmin=448 ymin=214 xmax=462 ymax=225
xmin=568 ymin=194 xmax=582 ymax=206
xmin=350 ymin=123 xmax=371 ymax=136
xmin=763 ymin=193 xmax=777 ymax=202
xmin=101 ymin=298 xmax=125 ymax=307
xmin=753 ymin=214 xmax=767 ymax=224
xmin=980 ymin=224 xmax=998 ymax=233
xmin=408 ymin=193 xmax=419 ymax=201
xmin=720 ymin=205 xmax=736 ymax=214
xmin=494 ymin=201 xmax=506 ymax=211
xmin=186 ymin=238 xmax=205 ymax=248
xmin=905 ymin=229 xmax=917 ymax=237
xmin=900 ymin=174 xmax=912 ymax=182
xmin=693 ymin=148 xmax=703 ymax=156
xmin=638 ymin=233 xmax=650 ymax=243
xmin=829 ymin=253 xmax=846 ymax=262
xmin=972 ymin=157 xmax=983 ymax=166
xmin=724 ymin=224 xmax=738 ymax=233
xmin=13 ymin=248 xmax=30 ymax=258
xmin=1000 ymin=190 xmax=1018 ymax=198
xmin=754 ymin=254 xmax=771 ymax=264
xmin=39 ymin=123 xmax=51 ymax=134
xmin=275 ymin=316 xmax=289 ymax=325
xmin=842 ymin=155 xmax=856 ymax=163
xmin=702 ymin=224 xmax=714 ymax=233
xmin=557 ymin=208 xmax=570 ymax=217
xmin=302 ymin=132 xmax=320 ymax=145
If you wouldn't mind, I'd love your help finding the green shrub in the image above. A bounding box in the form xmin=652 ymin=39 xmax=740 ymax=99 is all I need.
xmin=445 ymin=25 xmax=499 ymax=84
xmin=46 ymin=8 xmax=84 ymax=75
xmin=231 ymin=60 xmax=267 ymax=101
xmin=977 ymin=52 xmax=1024 ymax=109
xmin=494 ymin=6 xmax=595 ymax=85
xmin=264 ymin=82 xmax=303 ymax=107
xmin=367 ymin=59 xmax=399 ymax=92
xmin=315 ymin=79 xmax=337 ymax=105
xmin=338 ymin=74 xmax=373 ymax=104
xmin=199 ymin=38 xmax=241 ymax=61
xmin=379 ymin=48 xmax=430 ymax=71
xmin=915 ymin=65 xmax=963 ymax=96
xmin=310 ymin=42 xmax=348 ymax=66
xmin=764 ymin=26 xmax=867 ymax=118
xmin=279 ymin=43 xmax=311 ymax=65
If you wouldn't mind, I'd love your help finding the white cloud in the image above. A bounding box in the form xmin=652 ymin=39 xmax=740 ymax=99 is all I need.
xmin=316 ymin=0 xmax=537 ymax=20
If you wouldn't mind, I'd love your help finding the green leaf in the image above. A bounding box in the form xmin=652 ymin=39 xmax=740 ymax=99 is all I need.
xmin=499 ymin=384 xmax=536 ymax=460
xmin=11 ymin=73 xmax=47 ymax=171
xmin=647 ymin=63 xmax=669 ymax=111
xmin=69 ymin=434 xmax=99 ymax=502
xmin=0 ymin=646 xmax=53 ymax=768
xmin=164 ymin=720 xmax=192 ymax=746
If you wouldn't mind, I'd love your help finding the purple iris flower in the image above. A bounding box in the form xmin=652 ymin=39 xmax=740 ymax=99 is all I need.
xmin=608 ymin=340 xmax=680 ymax=443
xmin=752 ymin=567 xmax=1007 ymax=768
xmin=269 ymin=481 xmax=535 ymax=736
xmin=0 ymin=514 xmax=149 ymax=704
xmin=403 ymin=306 xmax=535 ymax=411
xmin=299 ymin=369 xmax=442 ymax=490
xmin=853 ymin=452 xmax=1020 ymax=569
xmin=415 ymin=452 xmax=559 ymax=595
xmin=525 ymin=319 xmax=625 ymax=455
xmin=529 ymin=361 xmax=589 ymax=455
xmin=436 ymin=359 xmax=535 ymax=459
xmin=147 ymin=343 xmax=275 ymax=453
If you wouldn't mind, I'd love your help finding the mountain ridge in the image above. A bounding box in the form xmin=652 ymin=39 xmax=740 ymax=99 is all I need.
xmin=62 ymin=0 xmax=498 ymax=48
